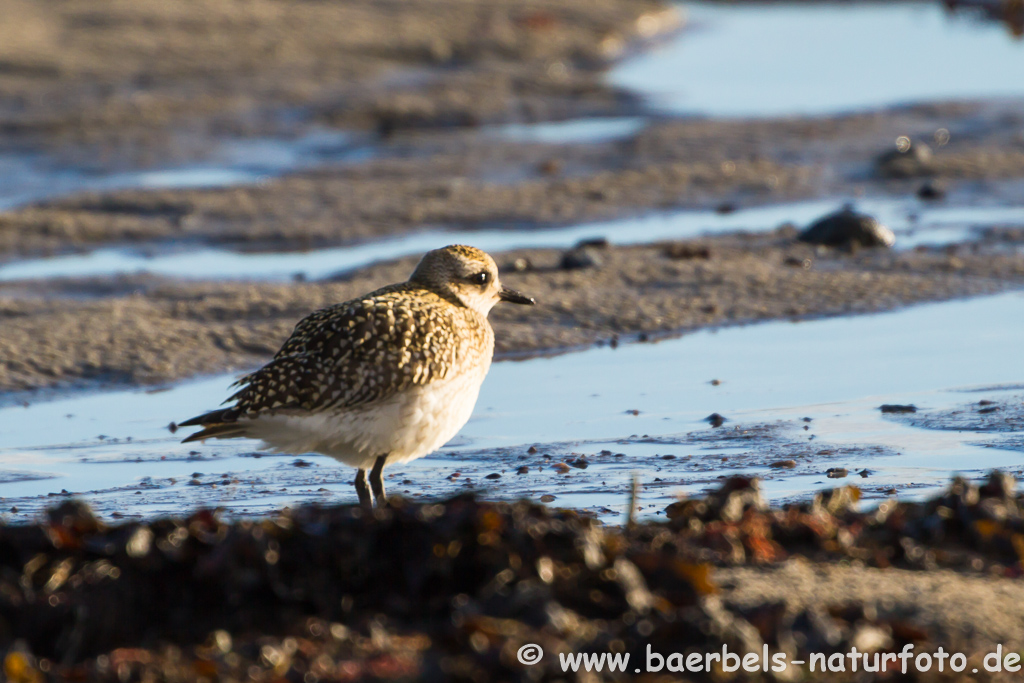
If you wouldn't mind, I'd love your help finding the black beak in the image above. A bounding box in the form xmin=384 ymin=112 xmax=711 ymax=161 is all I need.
xmin=499 ymin=286 xmax=535 ymax=305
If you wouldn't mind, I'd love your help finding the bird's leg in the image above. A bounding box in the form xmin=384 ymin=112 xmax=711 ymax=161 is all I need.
xmin=355 ymin=469 xmax=372 ymax=509
xmin=370 ymin=454 xmax=388 ymax=507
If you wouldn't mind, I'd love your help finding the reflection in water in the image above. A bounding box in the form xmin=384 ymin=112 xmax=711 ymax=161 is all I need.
xmin=610 ymin=2 xmax=1024 ymax=116
xmin=2 ymin=292 xmax=1022 ymax=520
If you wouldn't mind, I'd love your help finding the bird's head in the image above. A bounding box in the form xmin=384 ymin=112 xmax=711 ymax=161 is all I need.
xmin=410 ymin=245 xmax=535 ymax=315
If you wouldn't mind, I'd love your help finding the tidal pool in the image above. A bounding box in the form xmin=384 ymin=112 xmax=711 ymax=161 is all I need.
xmin=2 ymin=292 xmax=1021 ymax=522
xmin=610 ymin=2 xmax=1024 ymax=116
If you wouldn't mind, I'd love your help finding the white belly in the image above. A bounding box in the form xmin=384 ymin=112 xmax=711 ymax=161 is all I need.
xmin=244 ymin=362 xmax=489 ymax=471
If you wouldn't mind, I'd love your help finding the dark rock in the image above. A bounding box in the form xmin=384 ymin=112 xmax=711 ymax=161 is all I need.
xmin=880 ymin=404 xmax=917 ymax=414
xmin=485 ymin=473 xmax=501 ymax=479
xmin=826 ymin=467 xmax=849 ymax=479
xmin=917 ymin=180 xmax=946 ymax=200
xmin=575 ymin=237 xmax=609 ymax=249
xmin=784 ymin=256 xmax=812 ymax=269
xmin=875 ymin=139 xmax=934 ymax=178
xmin=798 ymin=206 xmax=895 ymax=248
xmin=705 ymin=413 xmax=726 ymax=428
xmin=663 ymin=242 xmax=712 ymax=260
xmin=560 ymin=246 xmax=602 ymax=270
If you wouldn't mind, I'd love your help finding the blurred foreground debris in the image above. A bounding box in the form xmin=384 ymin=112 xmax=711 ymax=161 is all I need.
xmin=3 ymin=472 xmax=1024 ymax=680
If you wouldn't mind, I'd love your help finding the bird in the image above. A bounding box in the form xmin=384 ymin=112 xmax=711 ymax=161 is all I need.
xmin=178 ymin=245 xmax=534 ymax=508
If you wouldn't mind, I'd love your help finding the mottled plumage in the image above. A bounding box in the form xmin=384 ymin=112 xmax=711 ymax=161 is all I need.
xmin=179 ymin=245 xmax=534 ymax=507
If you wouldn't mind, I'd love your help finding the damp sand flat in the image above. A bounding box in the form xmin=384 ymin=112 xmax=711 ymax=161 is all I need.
xmin=2 ymin=197 xmax=1021 ymax=282
xmin=2 ymin=292 xmax=1022 ymax=522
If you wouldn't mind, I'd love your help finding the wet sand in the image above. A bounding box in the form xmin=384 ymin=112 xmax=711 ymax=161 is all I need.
xmin=0 ymin=0 xmax=675 ymax=159
xmin=3 ymin=101 xmax=1024 ymax=257
xmin=3 ymin=231 xmax=1024 ymax=393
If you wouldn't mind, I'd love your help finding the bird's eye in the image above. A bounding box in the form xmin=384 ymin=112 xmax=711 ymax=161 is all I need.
xmin=470 ymin=272 xmax=490 ymax=286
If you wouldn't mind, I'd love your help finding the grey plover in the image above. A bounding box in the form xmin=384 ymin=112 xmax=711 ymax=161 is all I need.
xmin=179 ymin=245 xmax=534 ymax=507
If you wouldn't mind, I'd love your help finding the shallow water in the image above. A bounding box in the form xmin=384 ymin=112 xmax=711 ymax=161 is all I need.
xmin=2 ymin=196 xmax=1021 ymax=282
xmin=610 ymin=2 xmax=1024 ymax=116
xmin=0 ymin=129 xmax=373 ymax=212
xmin=2 ymin=292 xmax=1022 ymax=521
xmin=486 ymin=117 xmax=648 ymax=144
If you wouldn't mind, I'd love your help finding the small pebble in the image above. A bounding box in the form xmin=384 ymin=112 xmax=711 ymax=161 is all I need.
xmin=511 ymin=257 xmax=532 ymax=272
xmin=560 ymin=246 xmax=602 ymax=270
xmin=875 ymin=139 xmax=934 ymax=178
xmin=538 ymin=159 xmax=562 ymax=176
xmin=917 ymin=180 xmax=945 ymax=201
xmin=485 ymin=473 xmax=501 ymax=480
xmin=540 ymin=494 xmax=556 ymax=503
xmin=770 ymin=460 xmax=797 ymax=469
xmin=880 ymin=404 xmax=917 ymax=414
xmin=826 ymin=468 xmax=849 ymax=479
xmin=663 ymin=243 xmax=712 ymax=260
xmin=705 ymin=413 xmax=726 ymax=428
xmin=798 ymin=206 xmax=895 ymax=248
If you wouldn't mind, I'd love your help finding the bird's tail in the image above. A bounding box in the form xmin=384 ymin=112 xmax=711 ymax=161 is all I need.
xmin=178 ymin=408 xmax=247 ymax=443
